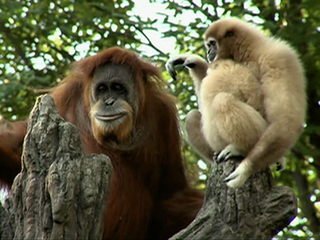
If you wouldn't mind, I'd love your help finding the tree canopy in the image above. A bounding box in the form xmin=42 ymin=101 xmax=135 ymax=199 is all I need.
xmin=0 ymin=0 xmax=319 ymax=238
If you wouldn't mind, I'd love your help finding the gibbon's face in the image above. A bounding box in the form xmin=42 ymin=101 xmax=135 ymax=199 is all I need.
xmin=204 ymin=37 xmax=218 ymax=62
xmin=204 ymin=19 xmax=238 ymax=61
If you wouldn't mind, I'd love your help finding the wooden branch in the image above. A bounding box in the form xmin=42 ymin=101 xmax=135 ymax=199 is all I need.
xmin=0 ymin=95 xmax=297 ymax=239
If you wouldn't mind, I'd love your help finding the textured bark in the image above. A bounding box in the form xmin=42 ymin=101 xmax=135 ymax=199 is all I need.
xmin=170 ymin=161 xmax=297 ymax=239
xmin=0 ymin=95 xmax=297 ymax=239
xmin=0 ymin=95 xmax=112 ymax=240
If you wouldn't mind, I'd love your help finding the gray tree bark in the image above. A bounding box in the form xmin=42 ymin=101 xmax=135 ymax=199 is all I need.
xmin=0 ymin=95 xmax=297 ymax=239
xmin=170 ymin=162 xmax=297 ymax=239
xmin=0 ymin=95 xmax=112 ymax=240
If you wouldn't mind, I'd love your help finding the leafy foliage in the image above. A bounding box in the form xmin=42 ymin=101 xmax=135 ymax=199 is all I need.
xmin=0 ymin=0 xmax=319 ymax=238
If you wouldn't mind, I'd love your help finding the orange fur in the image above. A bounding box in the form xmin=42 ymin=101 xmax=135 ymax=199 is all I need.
xmin=90 ymin=100 xmax=134 ymax=144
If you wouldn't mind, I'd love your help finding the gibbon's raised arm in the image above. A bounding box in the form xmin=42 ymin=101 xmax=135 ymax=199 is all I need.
xmin=204 ymin=18 xmax=306 ymax=188
xmin=166 ymin=54 xmax=214 ymax=161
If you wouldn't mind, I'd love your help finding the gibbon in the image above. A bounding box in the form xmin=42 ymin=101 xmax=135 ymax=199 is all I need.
xmin=167 ymin=55 xmax=285 ymax=174
xmin=166 ymin=18 xmax=306 ymax=189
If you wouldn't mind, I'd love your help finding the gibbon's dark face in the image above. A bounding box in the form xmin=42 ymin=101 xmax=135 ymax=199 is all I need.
xmin=204 ymin=37 xmax=218 ymax=62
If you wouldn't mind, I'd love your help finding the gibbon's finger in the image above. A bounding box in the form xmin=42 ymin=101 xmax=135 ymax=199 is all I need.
xmin=165 ymin=57 xmax=186 ymax=80
xmin=184 ymin=59 xmax=196 ymax=69
xmin=165 ymin=61 xmax=177 ymax=80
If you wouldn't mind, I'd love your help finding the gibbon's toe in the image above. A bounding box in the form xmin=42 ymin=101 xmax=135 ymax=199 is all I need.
xmin=217 ymin=144 xmax=245 ymax=163
xmin=223 ymin=172 xmax=238 ymax=183
xmin=275 ymin=157 xmax=286 ymax=171
xmin=224 ymin=162 xmax=250 ymax=188
xmin=225 ymin=175 xmax=248 ymax=189
xmin=276 ymin=162 xmax=285 ymax=171
xmin=225 ymin=154 xmax=245 ymax=162
xmin=276 ymin=162 xmax=281 ymax=171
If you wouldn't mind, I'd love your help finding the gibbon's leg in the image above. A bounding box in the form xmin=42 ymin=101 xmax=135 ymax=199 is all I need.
xmin=185 ymin=110 xmax=214 ymax=162
xmin=203 ymin=92 xmax=267 ymax=163
xmin=210 ymin=93 xmax=286 ymax=187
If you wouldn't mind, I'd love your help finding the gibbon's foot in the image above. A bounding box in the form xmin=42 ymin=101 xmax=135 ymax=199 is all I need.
xmin=216 ymin=145 xmax=245 ymax=163
xmin=275 ymin=157 xmax=286 ymax=171
xmin=276 ymin=162 xmax=282 ymax=171
xmin=223 ymin=161 xmax=251 ymax=188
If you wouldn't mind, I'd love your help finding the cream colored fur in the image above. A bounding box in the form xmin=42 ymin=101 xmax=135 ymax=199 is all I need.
xmin=204 ymin=18 xmax=307 ymax=188
xmin=168 ymin=55 xmax=273 ymax=164
xmin=201 ymin=60 xmax=265 ymax=152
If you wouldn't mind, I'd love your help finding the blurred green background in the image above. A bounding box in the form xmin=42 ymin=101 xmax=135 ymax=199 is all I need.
xmin=0 ymin=0 xmax=319 ymax=238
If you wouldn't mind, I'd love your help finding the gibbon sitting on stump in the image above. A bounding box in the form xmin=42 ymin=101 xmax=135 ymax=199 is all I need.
xmin=166 ymin=17 xmax=306 ymax=189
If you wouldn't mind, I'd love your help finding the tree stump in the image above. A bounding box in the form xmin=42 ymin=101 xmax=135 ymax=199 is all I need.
xmin=0 ymin=95 xmax=112 ymax=239
xmin=0 ymin=94 xmax=297 ymax=239
xmin=170 ymin=160 xmax=297 ymax=239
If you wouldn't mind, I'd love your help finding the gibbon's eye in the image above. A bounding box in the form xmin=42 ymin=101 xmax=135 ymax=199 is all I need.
xmin=207 ymin=39 xmax=216 ymax=48
xmin=225 ymin=31 xmax=234 ymax=37
xmin=97 ymin=84 xmax=108 ymax=94
xmin=111 ymin=83 xmax=126 ymax=94
xmin=209 ymin=39 xmax=216 ymax=45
